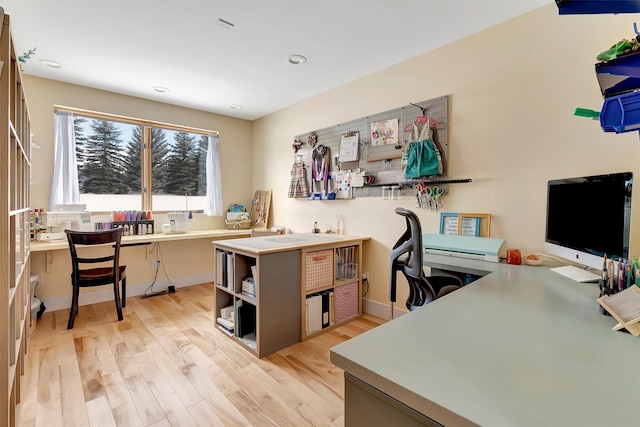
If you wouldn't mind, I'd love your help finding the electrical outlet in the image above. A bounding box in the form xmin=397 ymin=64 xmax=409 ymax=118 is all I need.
xmin=151 ymin=259 xmax=161 ymax=268
xmin=362 ymin=272 xmax=369 ymax=281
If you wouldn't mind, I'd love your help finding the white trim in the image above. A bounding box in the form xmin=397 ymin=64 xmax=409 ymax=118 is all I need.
xmin=40 ymin=272 xmax=213 ymax=312
xmin=362 ymin=297 xmax=407 ymax=320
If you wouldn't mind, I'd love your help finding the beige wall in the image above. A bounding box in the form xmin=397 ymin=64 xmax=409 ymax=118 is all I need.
xmin=24 ymin=4 xmax=640 ymax=314
xmin=252 ymin=5 xmax=640 ymax=311
xmin=24 ymin=76 xmax=254 ymax=306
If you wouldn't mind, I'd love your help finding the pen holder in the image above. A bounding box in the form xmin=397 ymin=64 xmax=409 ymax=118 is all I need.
xmin=598 ymin=285 xmax=618 ymax=316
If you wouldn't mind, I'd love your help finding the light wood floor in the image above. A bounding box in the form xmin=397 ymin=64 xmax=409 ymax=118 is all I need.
xmin=19 ymin=283 xmax=386 ymax=427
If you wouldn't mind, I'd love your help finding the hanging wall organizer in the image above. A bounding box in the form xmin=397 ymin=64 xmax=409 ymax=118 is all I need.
xmin=292 ymin=95 xmax=471 ymax=199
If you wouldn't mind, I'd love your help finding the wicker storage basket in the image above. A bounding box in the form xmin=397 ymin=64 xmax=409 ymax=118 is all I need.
xmin=225 ymin=219 xmax=251 ymax=230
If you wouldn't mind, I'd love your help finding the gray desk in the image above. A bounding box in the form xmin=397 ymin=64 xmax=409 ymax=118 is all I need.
xmin=330 ymin=258 xmax=640 ymax=426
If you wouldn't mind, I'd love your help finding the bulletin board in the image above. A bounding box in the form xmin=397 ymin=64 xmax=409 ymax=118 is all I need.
xmin=292 ymin=96 xmax=448 ymax=198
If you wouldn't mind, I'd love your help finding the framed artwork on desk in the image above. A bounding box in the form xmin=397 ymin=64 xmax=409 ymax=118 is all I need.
xmin=250 ymin=189 xmax=272 ymax=229
xmin=439 ymin=212 xmax=459 ymax=235
xmin=458 ymin=213 xmax=491 ymax=237
xmin=439 ymin=212 xmax=491 ymax=237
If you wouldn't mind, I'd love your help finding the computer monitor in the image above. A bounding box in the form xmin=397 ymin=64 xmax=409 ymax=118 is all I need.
xmin=544 ymin=172 xmax=632 ymax=270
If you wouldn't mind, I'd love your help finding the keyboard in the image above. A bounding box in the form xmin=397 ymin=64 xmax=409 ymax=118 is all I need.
xmin=549 ymin=265 xmax=601 ymax=283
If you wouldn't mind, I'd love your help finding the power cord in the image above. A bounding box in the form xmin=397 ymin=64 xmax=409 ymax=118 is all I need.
xmin=141 ymin=242 xmax=174 ymax=298
xmin=362 ymin=277 xmax=369 ymax=297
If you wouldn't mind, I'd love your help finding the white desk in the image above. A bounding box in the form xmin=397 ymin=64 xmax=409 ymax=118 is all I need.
xmin=30 ymin=228 xmax=251 ymax=252
xmin=30 ymin=228 xmax=252 ymax=280
xmin=330 ymin=258 xmax=640 ymax=426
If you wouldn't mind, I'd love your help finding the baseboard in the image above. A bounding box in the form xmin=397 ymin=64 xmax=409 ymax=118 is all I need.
xmin=40 ymin=272 xmax=214 ymax=312
xmin=41 ymin=277 xmax=405 ymax=319
xmin=362 ymin=297 xmax=407 ymax=320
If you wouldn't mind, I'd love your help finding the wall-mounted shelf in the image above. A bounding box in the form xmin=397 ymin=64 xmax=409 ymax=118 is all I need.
xmin=556 ymin=0 xmax=640 ymax=15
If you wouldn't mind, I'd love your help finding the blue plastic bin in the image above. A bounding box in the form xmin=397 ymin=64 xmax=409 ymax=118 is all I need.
xmin=600 ymin=91 xmax=640 ymax=134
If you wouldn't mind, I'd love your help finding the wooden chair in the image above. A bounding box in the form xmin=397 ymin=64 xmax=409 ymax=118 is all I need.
xmin=65 ymin=228 xmax=127 ymax=329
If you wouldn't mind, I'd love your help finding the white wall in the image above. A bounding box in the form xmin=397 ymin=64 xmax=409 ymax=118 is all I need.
xmin=252 ymin=4 xmax=640 ymax=312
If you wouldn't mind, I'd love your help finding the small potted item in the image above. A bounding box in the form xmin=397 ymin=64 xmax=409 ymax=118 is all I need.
xmin=524 ymin=254 xmax=543 ymax=266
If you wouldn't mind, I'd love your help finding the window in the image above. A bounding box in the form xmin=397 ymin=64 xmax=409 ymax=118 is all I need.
xmin=52 ymin=107 xmax=220 ymax=214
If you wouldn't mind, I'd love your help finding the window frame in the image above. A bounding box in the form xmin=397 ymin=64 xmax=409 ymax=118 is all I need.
xmin=54 ymin=105 xmax=219 ymax=213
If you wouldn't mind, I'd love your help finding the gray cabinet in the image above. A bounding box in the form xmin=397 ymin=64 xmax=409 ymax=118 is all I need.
xmin=214 ymin=246 xmax=301 ymax=357
xmin=213 ymin=234 xmax=367 ymax=357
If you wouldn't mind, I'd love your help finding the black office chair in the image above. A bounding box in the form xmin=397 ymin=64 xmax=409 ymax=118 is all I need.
xmin=65 ymin=228 xmax=127 ymax=329
xmin=390 ymin=207 xmax=462 ymax=317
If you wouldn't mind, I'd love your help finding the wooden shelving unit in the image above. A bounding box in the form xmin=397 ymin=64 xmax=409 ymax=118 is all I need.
xmin=0 ymin=12 xmax=32 ymax=427
xmin=213 ymin=235 xmax=366 ymax=357
xmin=301 ymin=243 xmax=362 ymax=340
xmin=214 ymin=247 xmax=301 ymax=358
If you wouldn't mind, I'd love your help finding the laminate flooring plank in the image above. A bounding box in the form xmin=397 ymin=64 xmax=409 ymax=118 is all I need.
xmin=143 ymin=342 xmax=202 ymax=407
xmin=124 ymin=373 xmax=165 ymax=426
xmin=102 ymin=371 xmax=133 ymax=409
xmin=110 ymin=340 xmax=142 ymax=379
xmin=186 ymin=401 xmax=227 ymax=427
xmin=19 ymin=338 xmax=40 ymax=424
xmin=181 ymin=362 xmax=250 ymax=426
xmin=126 ymin=311 xmax=158 ymax=346
xmin=256 ymin=354 xmax=343 ymax=423
xmin=85 ymin=396 xmax=116 ymax=427
xmin=111 ymin=402 xmax=145 ymax=427
xmin=59 ymin=357 xmax=90 ymax=426
xmin=123 ymin=296 xmax=154 ymax=321
xmin=75 ymin=337 xmax=106 ymax=402
xmin=94 ymin=334 xmax=120 ymax=376
xmin=226 ymin=389 xmax=280 ymax=427
xmin=37 ymin=346 xmax=59 ymax=386
xmin=132 ymin=350 xmax=199 ymax=427
xmin=148 ymin=419 xmax=172 ymax=427
xmin=118 ymin=321 xmax=147 ymax=355
xmin=35 ymin=380 xmax=62 ymax=427
xmin=221 ymin=365 xmax=305 ymax=427
xmin=24 ymin=283 xmax=386 ymax=427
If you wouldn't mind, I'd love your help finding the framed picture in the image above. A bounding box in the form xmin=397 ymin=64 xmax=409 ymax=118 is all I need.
xmin=339 ymin=132 xmax=359 ymax=162
xmin=439 ymin=212 xmax=459 ymax=235
xmin=250 ymin=189 xmax=272 ymax=229
xmin=458 ymin=213 xmax=491 ymax=237
xmin=440 ymin=212 xmax=492 ymax=237
xmin=370 ymin=119 xmax=398 ymax=146
xmin=459 ymin=216 xmax=480 ymax=237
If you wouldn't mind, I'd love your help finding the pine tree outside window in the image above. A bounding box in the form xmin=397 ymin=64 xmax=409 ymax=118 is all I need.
xmin=55 ymin=107 xmax=218 ymax=213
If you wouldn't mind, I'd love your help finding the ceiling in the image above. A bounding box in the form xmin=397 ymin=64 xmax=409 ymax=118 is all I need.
xmin=3 ymin=1 xmax=552 ymax=121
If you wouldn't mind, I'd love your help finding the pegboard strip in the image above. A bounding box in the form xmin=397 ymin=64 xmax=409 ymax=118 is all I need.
xmin=293 ymin=96 xmax=448 ymax=198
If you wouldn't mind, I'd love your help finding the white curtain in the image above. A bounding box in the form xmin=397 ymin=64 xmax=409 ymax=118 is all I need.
xmin=204 ymin=134 xmax=223 ymax=216
xmin=49 ymin=111 xmax=80 ymax=210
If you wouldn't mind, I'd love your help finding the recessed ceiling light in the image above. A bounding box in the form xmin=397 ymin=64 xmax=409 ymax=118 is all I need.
xmin=38 ymin=59 xmax=62 ymax=69
xmin=152 ymin=86 xmax=169 ymax=93
xmin=287 ymin=54 xmax=307 ymax=65
xmin=229 ymin=104 xmax=242 ymax=110
xmin=217 ymin=19 xmax=235 ymax=30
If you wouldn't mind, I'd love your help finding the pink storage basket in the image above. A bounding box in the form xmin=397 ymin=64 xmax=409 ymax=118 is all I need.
xmin=334 ymin=281 xmax=359 ymax=323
